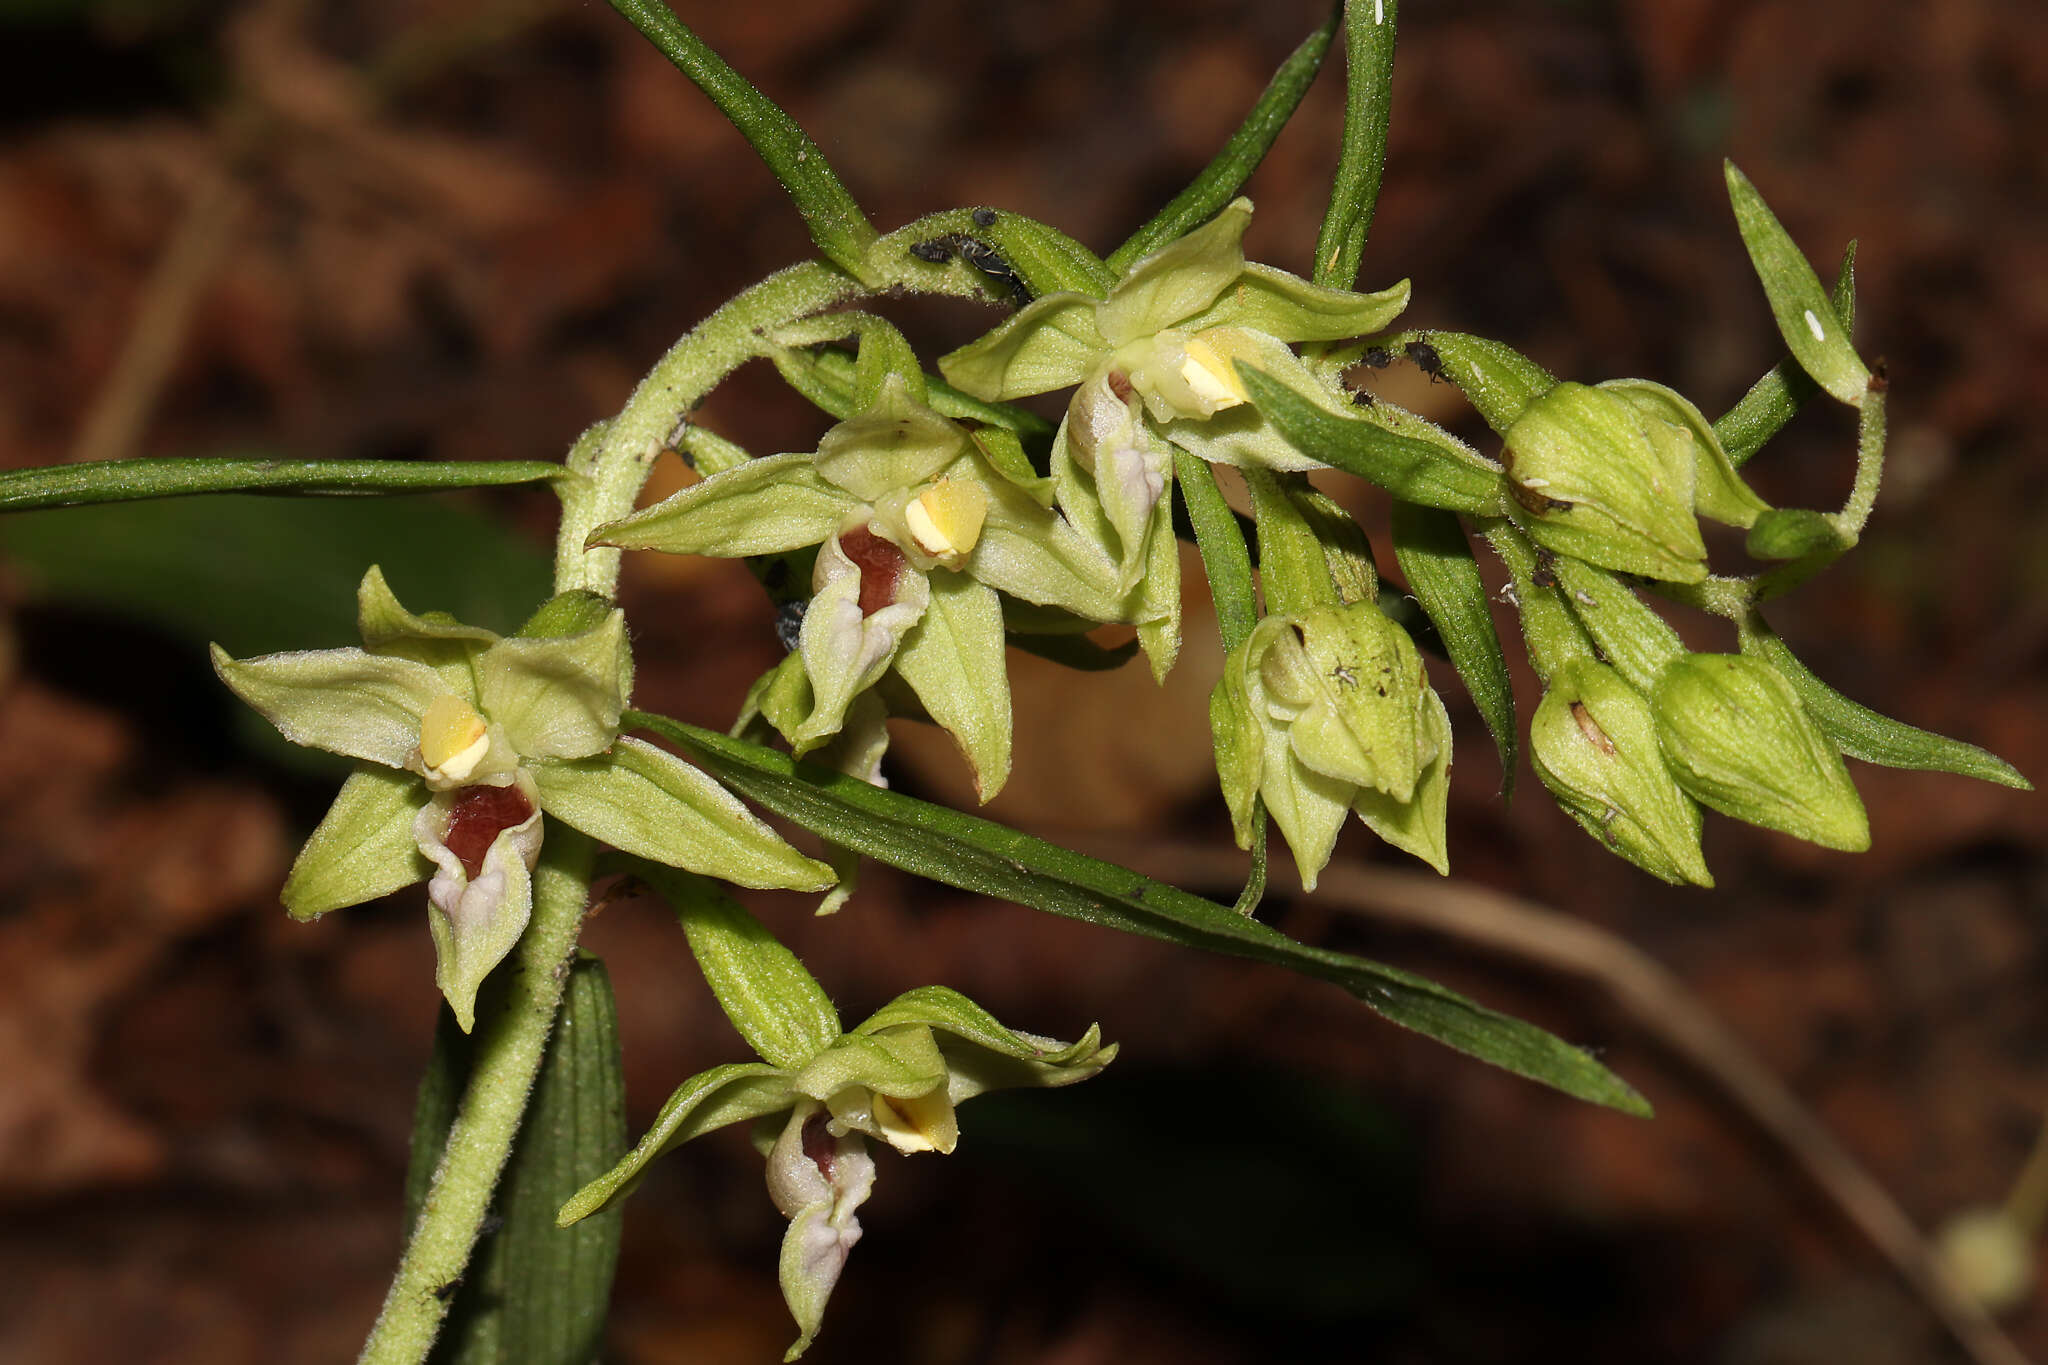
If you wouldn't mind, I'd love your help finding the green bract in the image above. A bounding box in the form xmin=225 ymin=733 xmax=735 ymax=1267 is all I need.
xmin=589 ymin=376 xmax=1135 ymax=800
xmin=1529 ymin=657 xmax=1711 ymax=886
xmin=1652 ymin=653 xmax=1870 ymax=851
xmin=1211 ymin=601 xmax=1451 ymax=888
xmin=211 ymin=567 xmax=833 ymax=1029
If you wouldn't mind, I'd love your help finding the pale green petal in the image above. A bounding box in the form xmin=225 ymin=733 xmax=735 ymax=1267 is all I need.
xmin=1131 ymin=487 xmax=1181 ymax=683
xmin=530 ymin=737 xmax=835 ymax=891
xmin=211 ymin=642 xmax=444 ymax=767
xmin=559 ymin=1062 xmax=795 ymax=1225
xmin=969 ymin=471 xmax=1126 ymax=621
xmin=1181 ymin=266 xmax=1411 ymax=343
xmin=475 ymin=611 xmax=628 ymax=760
xmin=894 ymin=574 xmax=1012 ymax=802
xmin=356 ymin=565 xmax=497 ymax=654
xmin=1353 ymin=688 xmax=1453 ymax=874
xmin=813 ymin=374 xmax=972 ymax=500
xmin=1157 ymin=331 xmax=1333 ymax=471
xmin=1097 ymin=198 xmax=1251 ymax=346
xmin=790 ymin=1026 xmax=949 ymax=1103
xmin=1209 ymin=651 xmax=1268 ymax=848
xmin=937 ymin=292 xmax=1108 ymax=401
xmin=1263 ymin=739 xmax=1353 ymax=894
xmin=589 ymin=453 xmax=860 ymax=557
xmin=281 ymin=765 xmax=430 ymax=919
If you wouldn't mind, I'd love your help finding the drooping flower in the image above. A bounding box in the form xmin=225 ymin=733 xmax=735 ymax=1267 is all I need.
xmin=212 ymin=567 xmax=833 ymax=1028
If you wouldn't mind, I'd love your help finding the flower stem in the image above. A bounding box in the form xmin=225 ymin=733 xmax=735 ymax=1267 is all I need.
xmin=355 ymin=828 xmax=596 ymax=1365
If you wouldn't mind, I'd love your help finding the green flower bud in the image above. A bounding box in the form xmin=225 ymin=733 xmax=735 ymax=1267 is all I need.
xmin=1652 ymin=653 xmax=1870 ymax=851
xmin=1530 ymin=657 xmax=1712 ymax=886
xmin=1501 ymin=381 xmax=1707 ymax=583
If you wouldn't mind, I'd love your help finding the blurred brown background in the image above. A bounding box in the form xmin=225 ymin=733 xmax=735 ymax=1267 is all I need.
xmin=1 ymin=0 xmax=2044 ymax=1361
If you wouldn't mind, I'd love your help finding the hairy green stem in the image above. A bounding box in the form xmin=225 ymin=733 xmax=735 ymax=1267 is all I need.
xmin=1312 ymin=0 xmax=1398 ymax=289
xmin=355 ymin=829 xmax=596 ymax=1365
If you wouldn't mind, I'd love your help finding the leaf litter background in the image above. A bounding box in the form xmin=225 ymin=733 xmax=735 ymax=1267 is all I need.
xmin=0 ymin=1 xmax=2044 ymax=1361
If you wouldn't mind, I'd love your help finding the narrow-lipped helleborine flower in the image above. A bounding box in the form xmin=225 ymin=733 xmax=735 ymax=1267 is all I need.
xmin=588 ymin=374 xmax=1135 ymax=801
xmin=212 ymin=567 xmax=833 ymax=1029
xmin=1210 ymin=600 xmax=1452 ymax=888
xmin=556 ymin=982 xmax=1115 ymax=1361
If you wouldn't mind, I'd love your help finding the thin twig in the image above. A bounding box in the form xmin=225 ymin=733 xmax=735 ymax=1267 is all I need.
xmin=1083 ymin=837 xmax=2032 ymax=1365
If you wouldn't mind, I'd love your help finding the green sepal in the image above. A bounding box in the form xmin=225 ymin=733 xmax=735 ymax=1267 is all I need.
xmin=1548 ymin=556 xmax=1685 ymax=694
xmin=937 ymin=294 xmax=1108 ymax=402
xmin=1390 ymin=501 xmax=1515 ymax=794
xmin=1098 ymin=198 xmax=1251 ymax=347
xmin=1414 ymin=332 xmax=1555 ymax=435
xmin=854 ymin=986 xmax=1116 ymax=1101
xmin=813 ymin=375 xmax=972 ymax=501
xmin=1236 ymin=363 xmax=1508 ymax=511
xmin=1600 ymin=378 xmax=1770 ymax=529
xmin=637 ymin=863 xmax=841 ymax=1070
xmin=850 ymin=315 xmax=928 ymax=410
xmin=209 ymin=642 xmax=444 ymax=769
xmin=1724 ymin=161 xmax=1869 ymax=406
xmin=517 ymin=590 xmax=616 ymax=641
xmin=1739 ymin=618 xmax=2029 ymax=789
xmin=356 ymin=564 xmax=497 ymax=668
xmin=1132 ymin=487 xmax=1183 ymax=682
xmin=1500 ymin=382 xmax=1707 ymax=583
xmin=1530 ymin=658 xmax=1711 ymax=886
xmin=1291 ymin=485 xmax=1378 ymax=606
xmin=1352 ymin=687 xmax=1452 ymax=874
xmin=969 ymin=473 xmax=1126 ymax=622
xmin=892 ymin=574 xmax=1013 ymax=802
xmin=557 ymin=1061 xmax=795 ymax=1225
xmin=790 ymin=1025 xmax=949 ymax=1105
xmin=1747 ymin=508 xmax=1851 ymax=561
xmin=1181 ymin=267 xmax=1411 ymax=344
xmin=588 ymin=452 xmax=859 ymax=558
xmin=1482 ymin=523 xmax=1599 ymax=684
xmin=530 ymin=736 xmax=835 ymax=891
xmin=1652 ymin=653 xmax=1870 ymax=851
xmin=1283 ymin=603 xmax=1434 ymax=802
xmin=281 ymin=765 xmax=431 ymax=919
xmin=475 ymin=611 xmax=630 ymax=761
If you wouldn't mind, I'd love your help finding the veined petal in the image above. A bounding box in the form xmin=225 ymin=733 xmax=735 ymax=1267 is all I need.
xmin=1263 ymin=733 xmax=1354 ymax=893
xmin=211 ymin=643 xmax=446 ymax=768
xmin=1130 ymin=483 xmax=1182 ymax=683
xmin=281 ymin=764 xmax=431 ymax=919
xmin=1179 ymin=265 xmax=1411 ymax=342
xmin=589 ymin=452 xmax=860 ymax=557
xmin=1097 ymin=197 xmax=1252 ymax=346
xmin=893 ymin=575 xmax=1012 ymax=802
xmin=936 ymin=292 xmax=1108 ymax=401
xmin=969 ymin=472 xmax=1126 ymax=621
xmin=790 ymin=1026 xmax=950 ymax=1108
xmin=416 ymin=779 xmax=545 ymax=1032
xmin=475 ymin=610 xmax=629 ymax=760
xmin=530 ymin=737 xmax=835 ymax=891
xmin=813 ymin=375 xmax=973 ymax=502
xmin=1155 ymin=330 xmax=1332 ymax=472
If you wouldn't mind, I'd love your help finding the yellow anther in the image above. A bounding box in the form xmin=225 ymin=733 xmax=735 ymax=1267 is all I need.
xmin=872 ymin=1087 xmax=958 ymax=1155
xmin=1179 ymin=336 xmax=1249 ymax=411
xmin=419 ymin=694 xmax=489 ymax=779
xmin=904 ymin=478 xmax=989 ymax=560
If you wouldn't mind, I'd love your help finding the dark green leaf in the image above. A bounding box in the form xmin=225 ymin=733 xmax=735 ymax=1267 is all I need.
xmin=1312 ymin=0 xmax=1399 ymax=289
xmin=1173 ymin=451 xmax=1259 ymax=652
xmin=1740 ymin=619 xmax=2029 ymax=790
xmin=1238 ymin=364 xmax=1508 ymax=514
xmin=1713 ymin=245 xmax=1856 ymax=468
xmin=432 ymin=955 xmax=627 ymax=1365
xmin=0 ymin=456 xmax=567 ymax=514
xmin=632 ymin=710 xmax=1652 ymax=1116
xmin=606 ymin=0 xmax=876 ymax=277
xmin=1389 ymin=502 xmax=1516 ymax=794
xmin=1108 ymin=5 xmax=1339 ymax=273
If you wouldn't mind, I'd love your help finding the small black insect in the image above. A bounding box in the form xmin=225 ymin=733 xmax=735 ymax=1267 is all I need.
xmin=908 ymin=238 xmax=953 ymax=264
xmin=1405 ymin=338 xmax=1444 ymax=381
xmin=971 ymin=207 xmax=998 ymax=228
xmin=1360 ymin=345 xmax=1395 ymax=369
xmin=1349 ymin=388 xmax=1377 ymax=408
xmin=1531 ymin=545 xmax=1559 ymax=588
xmin=955 ymin=236 xmax=1031 ymax=305
xmin=432 ymin=1277 xmax=464 ymax=1302
xmin=775 ymin=597 xmax=808 ymax=652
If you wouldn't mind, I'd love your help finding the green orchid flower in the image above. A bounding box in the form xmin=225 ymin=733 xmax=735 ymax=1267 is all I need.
xmin=211 ymin=568 xmax=834 ymax=1029
xmin=589 ymin=375 xmax=1136 ymax=800
xmin=1210 ymin=600 xmax=1452 ymax=889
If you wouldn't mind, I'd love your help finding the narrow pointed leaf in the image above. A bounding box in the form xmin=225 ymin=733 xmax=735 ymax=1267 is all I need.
xmin=635 ymin=710 xmax=1651 ymax=1116
xmin=435 ymin=955 xmax=627 ymax=1365
xmin=1108 ymin=7 xmax=1338 ymax=271
xmin=1390 ymin=501 xmax=1515 ymax=794
xmin=1237 ymin=364 xmax=1508 ymax=513
xmin=606 ymin=0 xmax=875 ymax=276
xmin=1725 ymin=162 xmax=1868 ymax=406
xmin=1739 ymin=618 xmax=2029 ymax=789
xmin=1313 ymin=0 xmax=1399 ymax=288
xmin=636 ymin=863 xmax=841 ymax=1070
xmin=0 ymin=456 xmax=570 ymax=514
xmin=1713 ymin=245 xmax=1856 ymax=467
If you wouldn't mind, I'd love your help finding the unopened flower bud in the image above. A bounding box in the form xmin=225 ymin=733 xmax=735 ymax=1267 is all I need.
xmin=1502 ymin=381 xmax=1707 ymax=583
xmin=1530 ymin=658 xmax=1711 ymax=886
xmin=1652 ymin=653 xmax=1869 ymax=851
